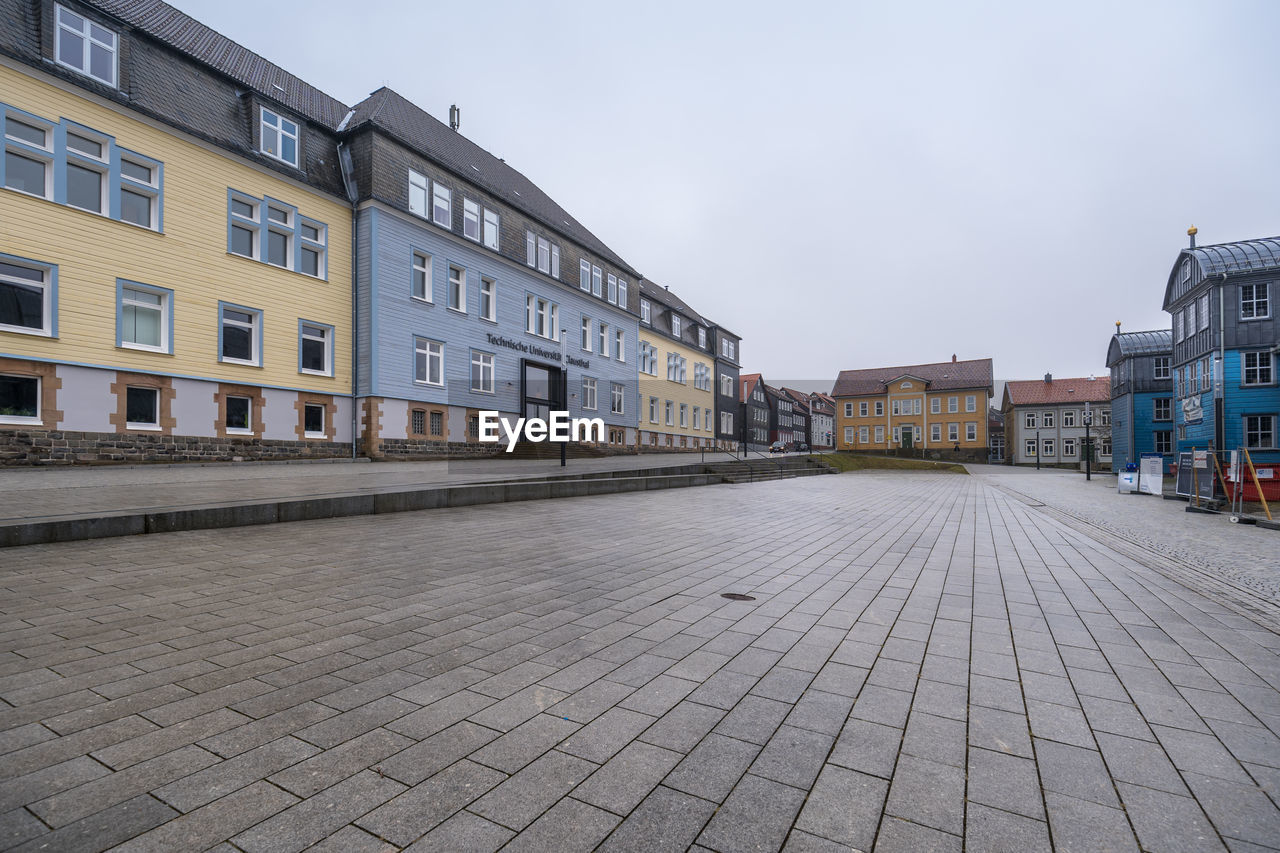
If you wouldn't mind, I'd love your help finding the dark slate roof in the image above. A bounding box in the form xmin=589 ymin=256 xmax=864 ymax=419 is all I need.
xmin=1186 ymin=237 xmax=1280 ymax=277
xmin=832 ymin=358 xmax=993 ymax=398
xmin=90 ymin=0 xmax=352 ymax=129
xmin=780 ymin=387 xmax=811 ymax=411
xmin=349 ymin=87 xmax=639 ymax=278
xmin=1004 ymin=377 xmax=1110 ymax=406
xmin=639 ymin=280 xmax=709 ymax=325
xmin=1106 ymin=329 xmax=1171 ymax=367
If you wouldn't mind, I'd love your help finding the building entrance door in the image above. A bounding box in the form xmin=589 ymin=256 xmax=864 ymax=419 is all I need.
xmin=521 ymin=360 xmax=563 ymax=421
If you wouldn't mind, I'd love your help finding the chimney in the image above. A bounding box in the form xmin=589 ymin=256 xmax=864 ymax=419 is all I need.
xmin=1188 ymin=225 xmax=1197 ymax=248
xmin=1044 ymin=373 xmax=1052 ymax=383
xmin=449 ymin=104 xmax=461 ymax=131
xmin=951 ymin=354 xmax=956 ymax=363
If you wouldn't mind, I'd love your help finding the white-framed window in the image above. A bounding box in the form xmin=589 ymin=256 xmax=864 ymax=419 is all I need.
xmin=640 ymin=298 xmax=650 ymax=323
xmin=611 ymin=382 xmax=625 ymax=415
xmin=720 ymin=374 xmax=734 ymax=397
xmin=966 ymin=395 xmax=976 ymax=413
xmin=1199 ymin=293 xmax=1210 ymax=331
xmin=126 ymin=386 xmax=159 ymax=429
xmin=229 ymin=194 xmax=258 ymax=258
xmin=948 ymin=396 xmax=958 ymax=413
xmin=592 ymin=265 xmax=602 ymax=297
xmin=483 ymin=208 xmax=499 ymax=250
xmin=409 ymin=170 xmax=428 ymax=217
xmin=1043 ymin=438 xmax=1055 ymax=456
xmin=597 ymin=323 xmax=608 ymax=357
xmin=931 ymin=424 xmax=941 ymax=442
xmin=1154 ymin=398 xmax=1171 ymax=421
xmin=694 ymin=363 xmax=711 ymax=391
xmin=966 ymin=422 xmax=977 ymax=442
xmin=536 ymin=237 xmax=550 ymax=273
xmin=0 ymin=374 xmax=40 ymax=424
xmin=618 ymin=279 xmax=627 ymax=306
xmin=649 ymin=396 xmax=658 ymax=423
xmin=1063 ymin=437 xmax=1076 ymax=456
xmin=259 ymin=108 xmax=299 ymax=167
xmin=607 ymin=273 xmax=617 ymax=304
xmin=471 ymin=351 xmax=495 ymax=393
xmin=891 ymin=400 xmax=900 ymax=416
xmin=526 ymin=231 xmax=536 ymax=266
xmin=854 ymin=401 xmax=864 ymax=417
xmin=525 ymin=295 xmax=558 ymax=341
xmin=551 ymin=244 xmax=560 ymax=278
xmin=65 ymin=127 xmax=107 ymax=214
xmin=1042 ymin=411 xmax=1054 ymax=428
xmin=1099 ymin=409 xmax=1110 ymax=426
xmin=1025 ymin=439 xmax=1037 ymax=457
xmin=667 ymin=353 xmax=687 ymax=383
xmin=1025 ymin=412 xmax=1037 ymax=429
xmin=1244 ymin=352 xmax=1274 ymax=386
xmin=874 ymin=425 xmax=884 ymax=443
xmin=56 ymin=5 xmax=117 ymax=87
xmin=265 ymin=204 xmax=292 ymax=268
xmin=225 ymin=395 xmax=252 ymax=434
xmin=639 ymin=342 xmax=658 ymax=375
xmin=118 ymin=281 xmax=169 ymax=353
xmin=414 ymin=337 xmax=444 ymax=386
xmin=303 ymin=403 xmax=325 ymax=438
xmin=671 ymin=315 xmax=682 ymax=338
xmin=723 ymin=412 xmax=734 ymax=434
xmin=859 ymin=426 xmax=869 ymax=444
xmin=1153 ymin=356 xmax=1171 ymax=380
xmin=299 ymin=219 xmax=325 ymax=277
xmin=665 ymin=400 xmax=674 ymax=426
xmin=615 ymin=329 xmax=625 ymax=362
xmin=448 ymin=265 xmax=466 ymax=313
xmin=463 ymin=198 xmax=480 ymax=241
xmin=1101 ymin=438 xmax=1112 ymax=456
xmin=4 ymin=112 xmax=54 ymax=200
xmin=228 ymin=191 xmax=324 ymax=277
xmin=697 ymin=327 xmax=707 ymax=349
xmin=412 ymin=251 xmax=432 ymax=302
xmin=1174 ymin=309 xmax=1184 ymax=341
xmin=1186 ymin=301 xmax=1196 ymax=335
xmin=930 ymin=397 xmax=940 ymax=414
xmin=1241 ymin=283 xmax=1270 ymax=319
xmin=219 ymin=303 xmax=261 ymax=366
xmin=299 ymin=321 xmax=332 ymax=376
xmin=581 ymin=316 xmax=592 ymax=352
xmin=480 ymin=278 xmax=496 ymax=322
xmin=680 ymin=403 xmax=688 ymax=428
xmin=843 ymin=402 xmax=853 ymax=417
xmin=1200 ymin=357 xmax=1212 ymax=391
xmin=433 ymin=182 xmax=451 ymax=228
xmin=726 ymin=340 xmax=736 ymax=360
xmin=844 ymin=427 xmax=854 ymax=444
xmin=582 ymin=376 xmax=597 ymax=410
xmin=0 ymin=256 xmax=54 ymax=337
xmin=948 ymin=423 xmax=959 ymax=442
xmin=874 ymin=401 xmax=883 ymax=416
xmin=892 ymin=426 xmax=900 ymax=443
xmin=1154 ymin=431 xmax=1172 ymax=454
xmin=693 ymin=406 xmax=701 ymax=430
xmin=580 ymin=259 xmax=591 ymax=292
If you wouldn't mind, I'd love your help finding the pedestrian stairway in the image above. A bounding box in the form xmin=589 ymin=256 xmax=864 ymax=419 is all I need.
xmin=707 ymin=456 xmax=837 ymax=484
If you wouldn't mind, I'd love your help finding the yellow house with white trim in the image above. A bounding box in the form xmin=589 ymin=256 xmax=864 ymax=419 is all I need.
xmin=0 ymin=0 xmax=352 ymax=463
xmin=636 ymin=281 xmax=717 ymax=449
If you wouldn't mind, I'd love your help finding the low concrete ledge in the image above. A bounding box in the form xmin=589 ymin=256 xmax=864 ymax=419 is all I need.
xmin=0 ymin=469 xmax=733 ymax=548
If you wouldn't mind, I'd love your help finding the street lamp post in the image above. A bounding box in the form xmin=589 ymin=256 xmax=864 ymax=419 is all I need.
xmin=560 ymin=328 xmax=568 ymax=468
xmin=1036 ymin=430 xmax=1040 ymax=471
xmin=1084 ymin=406 xmax=1093 ymax=482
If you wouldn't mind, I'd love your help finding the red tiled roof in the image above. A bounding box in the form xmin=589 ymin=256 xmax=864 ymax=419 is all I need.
xmin=741 ymin=373 xmax=762 ymax=398
xmin=1004 ymin=377 xmax=1110 ymax=406
xmin=832 ymin=358 xmax=993 ymax=397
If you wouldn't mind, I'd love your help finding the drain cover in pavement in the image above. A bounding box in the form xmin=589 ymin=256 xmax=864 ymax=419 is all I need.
xmin=720 ymin=593 xmax=756 ymax=601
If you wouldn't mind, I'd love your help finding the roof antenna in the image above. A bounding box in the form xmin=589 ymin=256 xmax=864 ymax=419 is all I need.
xmin=449 ymin=105 xmax=461 ymax=131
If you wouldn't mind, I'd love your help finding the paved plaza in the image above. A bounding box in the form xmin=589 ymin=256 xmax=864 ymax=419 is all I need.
xmin=2 ymin=469 xmax=1279 ymax=851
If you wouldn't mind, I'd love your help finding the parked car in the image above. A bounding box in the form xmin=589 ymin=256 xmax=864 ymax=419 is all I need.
xmin=793 ymin=442 xmax=810 ymax=453
xmin=770 ymin=441 xmax=788 ymax=454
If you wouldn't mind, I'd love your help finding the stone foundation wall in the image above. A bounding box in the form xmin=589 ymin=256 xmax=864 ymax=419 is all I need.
xmin=0 ymin=429 xmax=352 ymax=466
xmin=374 ymin=439 xmax=503 ymax=460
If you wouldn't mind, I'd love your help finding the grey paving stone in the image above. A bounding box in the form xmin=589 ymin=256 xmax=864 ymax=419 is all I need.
xmin=1044 ymin=792 xmax=1138 ymax=853
xmin=902 ymin=710 xmax=967 ymax=768
xmin=292 ymin=695 xmax=419 ymax=749
xmin=781 ymin=828 xmax=856 ymax=852
xmin=725 ymin=646 xmax=785 ymax=677
xmin=750 ymin=666 xmax=816 ymax=703
xmin=90 ymin=707 xmax=249 ymax=770
xmin=0 ymin=805 xmax=46 ymax=850
xmin=965 ymin=802 xmax=1052 ymax=853
xmin=1079 ymin=694 xmax=1156 ymax=741
xmin=1153 ymin=725 xmax=1253 ymax=784
xmin=828 ymin=717 xmax=902 ymax=779
xmin=969 ymin=673 xmax=1026 ymax=713
xmin=685 ymin=668 xmax=758 ymax=710
xmin=785 ymin=689 xmax=855 ymax=737
xmin=1095 ymin=731 xmax=1188 ymax=795
xmin=793 ymin=764 xmax=887 ymax=850
xmin=401 ymin=811 xmax=513 ymax=853
xmin=558 ymin=706 xmax=655 ymax=764
xmin=967 ymin=746 xmax=1046 ymax=819
xmin=547 ymin=678 xmax=635 ymax=723
xmin=467 ymin=683 xmax=569 ymax=733
xmin=884 ymin=754 xmax=965 ymax=835
xmin=597 ymin=785 xmax=717 ymax=853
xmin=305 ymin=824 xmax=399 ymax=853
xmin=1184 ymin=771 xmax=1280 ymax=848
xmin=848 ymin=683 xmax=913 ymax=728
xmin=267 ymin=727 xmax=411 ymax=798
xmin=968 ymin=704 xmax=1034 ymax=758
xmin=315 ymin=670 xmax=424 ymax=711
xmin=696 ymin=773 xmax=807 ymax=853
xmin=230 ymin=675 xmax=351 ymax=719
xmin=40 ymin=684 xmax=192 ymax=735
xmin=637 ymin=700 xmax=726 ymax=753
xmin=1117 ymin=782 xmax=1228 ymax=853
xmin=715 ymin=694 xmax=793 ymax=745
xmin=197 ymin=700 xmax=336 ymax=758
xmin=234 ymin=769 xmax=407 ymax=853
xmin=386 ymin=690 xmax=496 ymax=739
xmin=356 ymin=761 xmax=506 ymax=844
xmin=749 ymin=724 xmax=834 ymax=790
xmin=572 ymin=741 xmax=683 ymax=815
xmin=378 ymin=720 xmax=500 ymax=786
xmin=155 ymin=735 xmax=319 ymax=811
xmin=910 ymin=677 xmax=968 ymax=721
xmin=498 ymin=795 xmax=621 ymax=853
xmin=8 ymin=793 xmax=177 ymax=853
xmin=875 ymin=816 xmax=963 ymax=853
xmin=663 ymin=732 xmax=761 ymax=803
xmin=469 ymin=713 xmax=580 ymax=774
xmin=468 ymin=749 xmax=596 ymax=831
xmin=112 ymin=780 xmax=299 ymax=852
xmin=1031 ymin=740 xmax=1115 ymax=811
xmin=617 ymin=674 xmax=700 ymax=717
xmin=0 ymin=755 xmax=109 ymax=814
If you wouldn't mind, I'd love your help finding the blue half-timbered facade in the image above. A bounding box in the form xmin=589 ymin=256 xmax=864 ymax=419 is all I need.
xmin=1163 ymin=233 xmax=1280 ymax=464
xmin=1106 ymin=328 xmax=1173 ymax=472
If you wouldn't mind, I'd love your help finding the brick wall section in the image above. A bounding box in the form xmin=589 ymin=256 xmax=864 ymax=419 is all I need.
xmin=0 ymin=429 xmax=351 ymax=465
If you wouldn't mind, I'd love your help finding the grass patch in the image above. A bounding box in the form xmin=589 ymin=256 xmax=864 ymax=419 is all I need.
xmin=813 ymin=453 xmax=968 ymax=474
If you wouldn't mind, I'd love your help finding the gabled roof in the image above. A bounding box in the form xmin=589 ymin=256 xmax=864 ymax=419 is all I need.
xmin=639 ymin=280 xmax=708 ymax=325
xmin=1163 ymin=236 xmax=1280 ymax=309
xmin=741 ymin=374 xmax=762 ymax=399
xmin=832 ymin=358 xmax=993 ymax=398
xmin=779 ymin=387 xmax=811 ymax=411
xmin=90 ymin=0 xmax=351 ymax=129
xmin=1004 ymin=377 xmax=1110 ymax=407
xmin=1106 ymin=329 xmax=1171 ymax=367
xmin=349 ymin=87 xmax=639 ymax=278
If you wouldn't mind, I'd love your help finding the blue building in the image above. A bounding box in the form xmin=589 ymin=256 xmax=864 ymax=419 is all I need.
xmin=1106 ymin=328 xmax=1173 ymax=473
xmin=1162 ymin=230 xmax=1280 ymax=463
xmin=345 ymin=90 xmax=641 ymax=456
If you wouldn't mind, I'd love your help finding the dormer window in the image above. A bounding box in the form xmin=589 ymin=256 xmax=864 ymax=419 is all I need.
xmin=697 ymin=327 xmax=707 ymax=348
xmin=56 ymin=5 xmax=117 ymax=87
xmin=260 ymin=108 xmax=299 ymax=167
xmin=671 ymin=315 xmax=682 ymax=337
xmin=640 ymin=299 xmax=650 ymax=323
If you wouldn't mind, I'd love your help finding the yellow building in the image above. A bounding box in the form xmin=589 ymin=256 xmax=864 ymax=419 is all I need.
xmin=0 ymin=2 xmax=352 ymax=462
xmin=637 ymin=281 xmax=717 ymax=449
xmin=832 ymin=357 xmax=994 ymax=459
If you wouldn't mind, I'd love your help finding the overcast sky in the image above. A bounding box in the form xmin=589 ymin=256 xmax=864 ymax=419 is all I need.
xmin=172 ymin=0 xmax=1280 ymax=389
